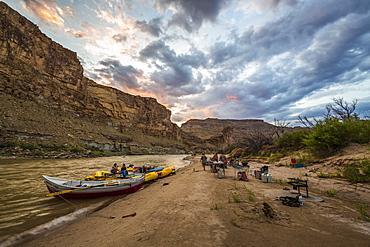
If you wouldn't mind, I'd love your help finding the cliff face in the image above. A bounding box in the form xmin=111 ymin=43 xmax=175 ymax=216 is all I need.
xmin=0 ymin=2 xmax=289 ymax=157
xmin=0 ymin=2 xmax=189 ymax=155
xmin=181 ymin=118 xmax=291 ymax=152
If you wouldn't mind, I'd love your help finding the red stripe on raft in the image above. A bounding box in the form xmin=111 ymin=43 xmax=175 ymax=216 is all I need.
xmin=46 ymin=182 xmax=144 ymax=199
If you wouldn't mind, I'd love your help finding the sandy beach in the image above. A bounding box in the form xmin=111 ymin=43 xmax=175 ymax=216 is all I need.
xmin=24 ymin=155 xmax=370 ymax=247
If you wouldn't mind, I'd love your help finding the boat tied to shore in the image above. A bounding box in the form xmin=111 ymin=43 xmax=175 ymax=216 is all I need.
xmin=84 ymin=166 xmax=176 ymax=183
xmin=42 ymin=174 xmax=145 ymax=199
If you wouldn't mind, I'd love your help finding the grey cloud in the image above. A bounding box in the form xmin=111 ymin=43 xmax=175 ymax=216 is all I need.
xmin=203 ymin=0 xmax=370 ymax=121
xmin=154 ymin=0 xmax=230 ymax=32
xmin=166 ymin=0 xmax=370 ymax=123
xmin=139 ymin=40 xmax=207 ymax=96
xmin=96 ymin=59 xmax=143 ymax=90
xmin=112 ymin=33 xmax=128 ymax=43
xmin=135 ymin=17 xmax=163 ymax=37
xmin=139 ymin=40 xmax=176 ymax=66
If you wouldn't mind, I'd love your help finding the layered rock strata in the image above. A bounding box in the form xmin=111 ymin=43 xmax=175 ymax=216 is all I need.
xmin=0 ymin=2 xmax=192 ymax=155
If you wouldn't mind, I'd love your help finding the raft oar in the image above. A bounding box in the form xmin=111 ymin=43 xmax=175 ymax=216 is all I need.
xmin=45 ymin=181 xmax=118 ymax=197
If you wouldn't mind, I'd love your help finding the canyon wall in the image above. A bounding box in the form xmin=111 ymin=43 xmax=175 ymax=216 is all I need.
xmin=0 ymin=2 xmax=290 ymax=157
xmin=0 ymin=2 xmax=192 ymax=155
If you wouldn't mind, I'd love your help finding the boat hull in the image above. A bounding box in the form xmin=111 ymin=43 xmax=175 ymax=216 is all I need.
xmin=43 ymin=175 xmax=145 ymax=199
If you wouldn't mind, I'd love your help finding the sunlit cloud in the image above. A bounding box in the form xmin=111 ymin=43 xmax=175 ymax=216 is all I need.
xmin=6 ymin=0 xmax=369 ymax=126
xmin=22 ymin=0 xmax=65 ymax=27
xmin=65 ymin=28 xmax=88 ymax=39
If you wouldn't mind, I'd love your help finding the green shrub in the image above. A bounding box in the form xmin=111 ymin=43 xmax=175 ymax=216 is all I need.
xmin=342 ymin=165 xmax=361 ymax=183
xmin=0 ymin=142 xmax=16 ymax=148
xmin=211 ymin=203 xmax=221 ymax=210
xmin=359 ymin=158 xmax=370 ymax=177
xmin=339 ymin=159 xmax=370 ymax=183
xmin=347 ymin=120 xmax=370 ymax=144
xmin=317 ymin=172 xmax=331 ymax=178
xmin=20 ymin=144 xmax=39 ymax=150
xmin=303 ymin=118 xmax=351 ymax=158
xmin=325 ymin=189 xmax=338 ymax=196
xmin=356 ymin=203 xmax=370 ymax=222
xmin=86 ymin=146 xmax=103 ymax=152
xmin=230 ymin=193 xmax=241 ymax=203
xmin=273 ymin=129 xmax=310 ymax=151
xmin=303 ymin=119 xmax=370 ymax=158
xmin=68 ymin=147 xmax=83 ymax=153
xmin=34 ymin=151 xmax=44 ymax=156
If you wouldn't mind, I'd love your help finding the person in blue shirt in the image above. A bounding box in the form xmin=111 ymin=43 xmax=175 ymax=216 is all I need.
xmin=121 ymin=164 xmax=128 ymax=177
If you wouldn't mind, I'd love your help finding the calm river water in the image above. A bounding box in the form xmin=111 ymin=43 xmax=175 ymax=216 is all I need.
xmin=0 ymin=155 xmax=190 ymax=246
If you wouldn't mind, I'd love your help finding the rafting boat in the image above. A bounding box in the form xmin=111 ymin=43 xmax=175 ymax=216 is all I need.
xmin=84 ymin=166 xmax=176 ymax=183
xmin=157 ymin=166 xmax=176 ymax=178
xmin=42 ymin=174 xmax=145 ymax=199
xmin=84 ymin=171 xmax=137 ymax=181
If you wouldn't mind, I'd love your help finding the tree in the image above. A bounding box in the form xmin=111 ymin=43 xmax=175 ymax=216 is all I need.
xmin=273 ymin=118 xmax=291 ymax=138
xmin=325 ymin=97 xmax=359 ymax=121
xmin=298 ymin=98 xmax=359 ymax=128
xmin=297 ymin=115 xmax=316 ymax=128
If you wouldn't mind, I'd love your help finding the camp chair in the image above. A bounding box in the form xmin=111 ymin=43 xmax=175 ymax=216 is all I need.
xmin=233 ymin=162 xmax=249 ymax=180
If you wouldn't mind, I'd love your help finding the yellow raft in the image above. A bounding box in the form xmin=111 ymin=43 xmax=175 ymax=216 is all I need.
xmin=85 ymin=166 xmax=176 ymax=182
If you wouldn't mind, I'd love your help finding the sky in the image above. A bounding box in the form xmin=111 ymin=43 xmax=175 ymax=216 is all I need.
xmin=4 ymin=0 xmax=370 ymax=126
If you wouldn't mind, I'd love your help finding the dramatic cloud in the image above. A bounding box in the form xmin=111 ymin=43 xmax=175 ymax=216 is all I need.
xmin=96 ymin=59 xmax=143 ymax=92
xmin=154 ymin=0 xmax=231 ymax=32
xmin=6 ymin=0 xmax=370 ymax=125
xmin=135 ymin=17 xmax=163 ymax=37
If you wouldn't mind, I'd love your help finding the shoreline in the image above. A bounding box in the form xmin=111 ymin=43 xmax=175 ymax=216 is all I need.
xmin=21 ymin=156 xmax=370 ymax=247
xmin=1 ymin=157 xmax=194 ymax=247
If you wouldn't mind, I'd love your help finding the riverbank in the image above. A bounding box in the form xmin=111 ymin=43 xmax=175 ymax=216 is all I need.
xmin=23 ymin=155 xmax=370 ymax=247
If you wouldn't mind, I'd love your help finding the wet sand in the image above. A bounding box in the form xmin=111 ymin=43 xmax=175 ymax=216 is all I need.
xmin=25 ymin=156 xmax=370 ymax=247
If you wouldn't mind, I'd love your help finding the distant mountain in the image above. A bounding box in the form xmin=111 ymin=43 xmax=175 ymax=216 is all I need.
xmin=181 ymin=118 xmax=294 ymax=153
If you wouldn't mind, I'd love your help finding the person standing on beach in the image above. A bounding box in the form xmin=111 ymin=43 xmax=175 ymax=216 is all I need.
xmin=200 ymin=154 xmax=207 ymax=171
xmin=212 ymin=153 xmax=218 ymax=162
xmin=219 ymin=153 xmax=227 ymax=176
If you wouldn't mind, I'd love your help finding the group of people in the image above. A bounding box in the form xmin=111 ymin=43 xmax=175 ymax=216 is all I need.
xmin=200 ymin=153 xmax=227 ymax=176
xmin=111 ymin=163 xmax=128 ymax=177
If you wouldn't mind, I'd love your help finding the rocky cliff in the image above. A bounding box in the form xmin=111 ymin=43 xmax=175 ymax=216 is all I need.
xmin=181 ymin=118 xmax=292 ymax=153
xmin=0 ymin=2 xmax=292 ymax=157
xmin=0 ymin=2 xmax=194 ymax=156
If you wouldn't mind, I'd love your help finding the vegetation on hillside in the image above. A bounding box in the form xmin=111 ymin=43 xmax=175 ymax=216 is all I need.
xmin=222 ymin=98 xmax=370 ymax=184
xmin=274 ymin=98 xmax=370 ymax=158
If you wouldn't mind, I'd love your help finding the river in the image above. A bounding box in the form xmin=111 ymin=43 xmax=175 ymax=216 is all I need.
xmin=0 ymin=155 xmax=190 ymax=246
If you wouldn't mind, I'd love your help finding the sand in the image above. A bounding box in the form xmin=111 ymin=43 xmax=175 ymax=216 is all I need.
xmin=25 ymin=155 xmax=370 ymax=247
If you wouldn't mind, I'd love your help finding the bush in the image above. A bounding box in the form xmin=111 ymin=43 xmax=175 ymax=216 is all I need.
xmin=20 ymin=144 xmax=39 ymax=150
xmin=0 ymin=142 xmax=16 ymax=148
xmin=356 ymin=203 xmax=370 ymax=222
xmin=317 ymin=172 xmax=331 ymax=178
xmin=303 ymin=118 xmax=351 ymax=158
xmin=68 ymin=147 xmax=83 ymax=153
xmin=273 ymin=129 xmax=309 ymax=151
xmin=360 ymin=158 xmax=370 ymax=177
xmin=302 ymin=119 xmax=370 ymax=158
xmin=340 ymin=159 xmax=370 ymax=183
xmin=339 ymin=119 xmax=370 ymax=144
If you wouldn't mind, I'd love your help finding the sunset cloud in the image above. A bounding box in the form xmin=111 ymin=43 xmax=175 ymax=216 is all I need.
xmin=22 ymin=0 xmax=64 ymax=27
xmin=6 ymin=0 xmax=370 ymax=126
